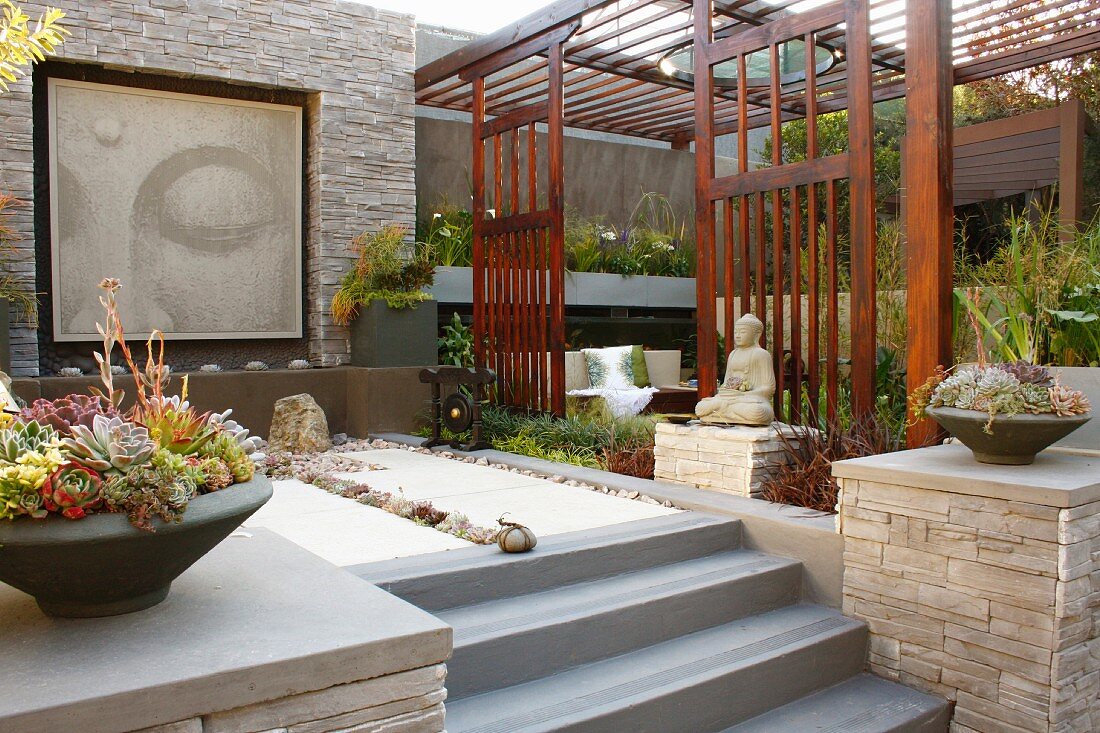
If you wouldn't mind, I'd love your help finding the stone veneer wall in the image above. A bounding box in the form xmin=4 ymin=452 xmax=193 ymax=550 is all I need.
xmin=0 ymin=0 xmax=416 ymax=376
xmin=653 ymin=422 xmax=796 ymax=498
xmin=135 ymin=664 xmax=446 ymax=733
xmin=836 ymin=454 xmax=1100 ymax=733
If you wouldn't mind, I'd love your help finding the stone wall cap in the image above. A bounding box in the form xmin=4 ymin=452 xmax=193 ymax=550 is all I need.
xmin=833 ymin=443 xmax=1100 ymax=508
xmin=0 ymin=529 xmax=451 ymax=733
xmin=655 ymin=421 xmax=804 ymax=441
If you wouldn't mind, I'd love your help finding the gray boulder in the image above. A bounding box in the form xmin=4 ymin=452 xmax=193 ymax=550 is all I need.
xmin=268 ymin=393 xmax=332 ymax=454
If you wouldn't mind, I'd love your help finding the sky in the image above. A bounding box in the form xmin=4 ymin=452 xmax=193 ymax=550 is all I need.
xmin=360 ymin=0 xmax=551 ymax=34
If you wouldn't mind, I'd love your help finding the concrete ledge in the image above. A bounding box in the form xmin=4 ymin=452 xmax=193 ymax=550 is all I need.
xmin=375 ymin=433 xmax=843 ymax=608
xmin=833 ymin=443 xmax=1100 ymax=508
xmin=0 ymin=530 xmax=451 ymax=733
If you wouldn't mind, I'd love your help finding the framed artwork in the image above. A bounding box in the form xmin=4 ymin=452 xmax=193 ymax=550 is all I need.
xmin=48 ymin=78 xmax=303 ymax=340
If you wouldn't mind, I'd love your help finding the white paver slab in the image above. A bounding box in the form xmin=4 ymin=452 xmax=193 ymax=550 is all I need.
xmin=246 ymin=450 xmax=679 ymax=567
xmin=244 ymin=479 xmax=468 ymax=565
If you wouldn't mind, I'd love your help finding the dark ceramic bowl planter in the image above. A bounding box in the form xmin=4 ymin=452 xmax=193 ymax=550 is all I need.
xmin=926 ymin=406 xmax=1092 ymax=465
xmin=0 ymin=476 xmax=272 ymax=618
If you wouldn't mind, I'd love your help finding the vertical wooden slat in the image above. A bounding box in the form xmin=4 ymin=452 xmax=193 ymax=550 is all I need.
xmin=524 ymin=228 xmax=534 ymax=408
xmin=538 ymin=226 xmax=549 ymax=411
xmin=805 ymin=32 xmax=820 ymax=420
xmin=471 ymin=77 xmax=487 ymax=367
xmin=548 ymin=43 xmax=567 ymax=415
xmin=753 ymin=192 xmax=766 ymax=334
xmin=789 ymin=184 xmax=802 ymax=423
xmin=510 ymin=127 xmax=521 ymax=217
xmin=905 ymin=0 xmax=954 ymax=445
xmin=737 ymin=53 xmax=751 ymax=323
xmin=528 ymin=122 xmax=538 ymax=214
xmin=846 ymin=0 xmax=877 ymax=418
xmin=693 ymin=0 xmax=718 ymax=399
xmin=826 ymin=179 xmax=839 ymax=426
xmin=511 ymin=231 xmax=521 ymax=406
xmin=723 ymin=197 xmax=735 ymax=355
xmin=769 ymin=44 xmax=785 ymax=416
xmin=494 ymin=133 xmax=504 ymax=222
xmin=807 ymin=181 xmax=820 ymax=417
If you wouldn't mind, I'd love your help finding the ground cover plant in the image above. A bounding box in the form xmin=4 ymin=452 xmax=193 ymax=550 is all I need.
xmin=0 ymin=279 xmax=260 ymax=530
xmin=259 ymin=449 xmax=497 ymax=544
xmin=417 ymin=402 xmax=659 ymax=479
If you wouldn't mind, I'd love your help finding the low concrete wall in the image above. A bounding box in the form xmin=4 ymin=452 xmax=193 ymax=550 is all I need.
xmin=0 ymin=530 xmax=451 ymax=733
xmin=12 ymin=366 xmax=431 ymax=438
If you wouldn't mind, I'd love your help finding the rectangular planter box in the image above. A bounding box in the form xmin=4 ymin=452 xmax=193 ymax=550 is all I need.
xmin=428 ymin=267 xmax=696 ymax=309
xmin=350 ymin=299 xmax=439 ymax=368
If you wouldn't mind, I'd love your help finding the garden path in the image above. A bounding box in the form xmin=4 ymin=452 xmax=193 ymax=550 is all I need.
xmin=244 ymin=448 xmax=679 ymax=566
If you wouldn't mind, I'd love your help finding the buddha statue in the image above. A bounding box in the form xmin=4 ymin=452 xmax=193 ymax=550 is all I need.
xmin=695 ymin=313 xmax=776 ymax=426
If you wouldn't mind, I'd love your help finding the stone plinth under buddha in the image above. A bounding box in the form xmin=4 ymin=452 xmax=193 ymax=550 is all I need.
xmin=654 ymin=421 xmax=800 ymax=498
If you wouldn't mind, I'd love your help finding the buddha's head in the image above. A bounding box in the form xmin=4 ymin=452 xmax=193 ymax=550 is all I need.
xmin=732 ymin=313 xmax=765 ymax=348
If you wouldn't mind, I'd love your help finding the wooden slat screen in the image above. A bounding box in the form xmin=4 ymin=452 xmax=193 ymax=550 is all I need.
xmin=695 ymin=0 xmax=877 ymax=424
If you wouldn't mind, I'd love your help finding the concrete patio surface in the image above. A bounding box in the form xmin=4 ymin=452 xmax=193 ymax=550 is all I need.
xmin=245 ymin=449 xmax=679 ymax=566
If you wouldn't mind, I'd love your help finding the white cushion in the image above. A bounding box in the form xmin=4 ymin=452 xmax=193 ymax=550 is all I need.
xmin=581 ymin=346 xmax=635 ymax=390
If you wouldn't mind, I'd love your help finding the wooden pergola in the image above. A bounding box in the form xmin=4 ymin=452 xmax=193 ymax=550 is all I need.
xmin=415 ymin=0 xmax=1100 ymax=439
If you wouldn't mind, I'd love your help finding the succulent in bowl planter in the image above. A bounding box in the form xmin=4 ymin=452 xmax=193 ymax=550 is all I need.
xmin=911 ymin=361 xmax=1092 ymax=465
xmin=0 ymin=278 xmax=271 ymax=617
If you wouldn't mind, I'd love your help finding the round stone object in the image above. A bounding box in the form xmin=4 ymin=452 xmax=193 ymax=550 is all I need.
xmin=268 ymin=393 xmax=332 ymax=454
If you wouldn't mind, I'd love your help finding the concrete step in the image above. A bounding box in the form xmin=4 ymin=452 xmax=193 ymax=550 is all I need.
xmin=720 ymin=673 xmax=951 ymax=733
xmin=444 ymin=604 xmax=868 ymax=733
xmin=442 ymin=549 xmax=802 ymax=699
xmin=353 ymin=513 xmax=741 ymax=612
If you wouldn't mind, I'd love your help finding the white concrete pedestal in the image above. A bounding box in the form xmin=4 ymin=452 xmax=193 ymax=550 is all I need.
xmin=0 ymin=530 xmax=451 ymax=733
xmin=653 ymin=421 xmax=798 ymax=498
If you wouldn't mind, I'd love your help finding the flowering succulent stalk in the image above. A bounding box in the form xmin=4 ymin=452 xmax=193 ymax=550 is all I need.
xmin=41 ymin=463 xmax=103 ymax=520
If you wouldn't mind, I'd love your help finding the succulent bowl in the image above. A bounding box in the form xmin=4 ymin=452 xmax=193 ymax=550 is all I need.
xmin=925 ymin=406 xmax=1092 ymax=465
xmin=0 ymin=476 xmax=272 ymax=618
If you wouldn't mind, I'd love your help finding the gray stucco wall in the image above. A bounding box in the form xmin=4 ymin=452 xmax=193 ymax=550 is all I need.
xmin=0 ymin=0 xmax=417 ymax=375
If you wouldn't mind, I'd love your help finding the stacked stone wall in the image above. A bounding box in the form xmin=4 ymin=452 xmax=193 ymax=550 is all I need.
xmin=0 ymin=0 xmax=416 ymax=375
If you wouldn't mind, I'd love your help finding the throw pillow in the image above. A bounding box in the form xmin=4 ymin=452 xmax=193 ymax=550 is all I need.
xmin=582 ymin=346 xmax=635 ymax=390
xmin=631 ymin=345 xmax=651 ymax=388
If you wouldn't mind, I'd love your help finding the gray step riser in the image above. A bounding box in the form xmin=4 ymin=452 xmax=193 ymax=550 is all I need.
xmin=509 ymin=625 xmax=868 ymax=733
xmin=377 ymin=520 xmax=742 ymax=612
xmin=447 ymin=562 xmax=802 ymax=700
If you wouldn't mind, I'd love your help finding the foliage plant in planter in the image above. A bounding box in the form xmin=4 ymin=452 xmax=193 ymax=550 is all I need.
xmin=911 ymin=361 xmax=1092 ymax=465
xmin=331 ymin=225 xmax=439 ymax=368
xmin=0 ymin=279 xmax=270 ymax=618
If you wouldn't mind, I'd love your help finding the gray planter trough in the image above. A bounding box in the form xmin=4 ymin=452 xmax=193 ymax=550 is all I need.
xmin=350 ymin=299 xmax=439 ymax=368
xmin=428 ymin=267 xmax=695 ymax=309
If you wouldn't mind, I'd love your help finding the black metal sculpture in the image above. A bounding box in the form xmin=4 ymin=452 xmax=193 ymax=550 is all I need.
xmin=419 ymin=366 xmax=497 ymax=451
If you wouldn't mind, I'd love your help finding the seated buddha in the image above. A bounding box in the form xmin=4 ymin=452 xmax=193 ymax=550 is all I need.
xmin=695 ymin=313 xmax=776 ymax=426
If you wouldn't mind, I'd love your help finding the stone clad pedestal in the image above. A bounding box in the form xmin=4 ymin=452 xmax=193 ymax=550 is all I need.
xmin=0 ymin=529 xmax=452 ymax=733
xmin=653 ymin=422 xmax=798 ymax=498
xmin=834 ymin=444 xmax=1100 ymax=733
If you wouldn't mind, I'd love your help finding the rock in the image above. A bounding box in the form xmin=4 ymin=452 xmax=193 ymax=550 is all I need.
xmin=627 ymin=491 xmax=640 ymax=499
xmin=550 ymin=475 xmax=565 ymax=483
xmin=663 ymin=500 xmax=674 ymax=508
xmin=268 ymin=394 xmax=332 ymax=454
xmin=476 ymin=458 xmax=489 ymax=466
xmin=332 ymin=433 xmax=348 ymax=446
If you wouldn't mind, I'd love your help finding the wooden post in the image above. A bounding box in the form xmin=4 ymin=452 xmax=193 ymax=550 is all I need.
xmin=471 ymin=77 xmax=487 ymax=367
xmin=847 ymin=0 xmax=877 ymax=417
xmin=548 ymin=42 xmax=567 ymax=415
xmin=1059 ymin=98 xmax=1086 ymax=242
xmin=693 ymin=0 xmax=718 ymax=399
xmin=905 ymin=0 xmax=954 ymax=446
